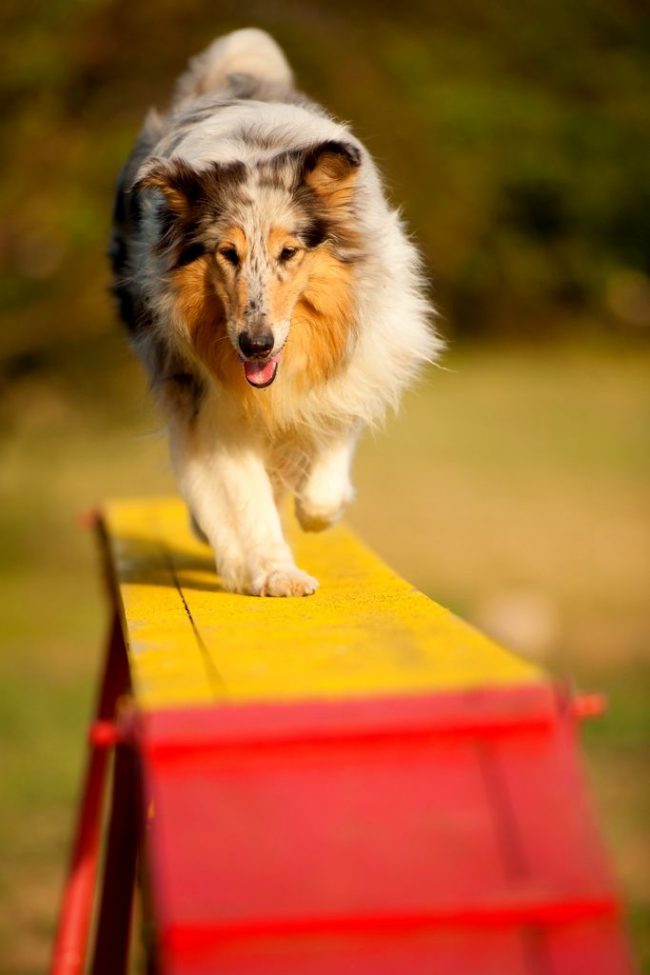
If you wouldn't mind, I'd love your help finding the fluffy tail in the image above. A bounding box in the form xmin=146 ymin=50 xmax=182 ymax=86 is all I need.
xmin=173 ymin=28 xmax=294 ymax=103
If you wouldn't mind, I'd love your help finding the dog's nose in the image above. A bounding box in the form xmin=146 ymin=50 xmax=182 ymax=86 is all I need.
xmin=238 ymin=330 xmax=274 ymax=359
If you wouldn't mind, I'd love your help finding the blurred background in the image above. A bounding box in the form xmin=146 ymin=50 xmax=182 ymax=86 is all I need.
xmin=0 ymin=0 xmax=648 ymax=971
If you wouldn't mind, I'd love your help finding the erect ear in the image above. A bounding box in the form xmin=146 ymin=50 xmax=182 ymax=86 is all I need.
xmin=133 ymin=158 xmax=204 ymax=216
xmin=300 ymin=140 xmax=361 ymax=202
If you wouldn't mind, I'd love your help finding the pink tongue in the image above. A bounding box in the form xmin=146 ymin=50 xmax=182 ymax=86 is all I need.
xmin=243 ymin=356 xmax=278 ymax=387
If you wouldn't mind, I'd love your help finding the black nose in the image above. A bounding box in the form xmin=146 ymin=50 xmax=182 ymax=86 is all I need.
xmin=238 ymin=331 xmax=274 ymax=359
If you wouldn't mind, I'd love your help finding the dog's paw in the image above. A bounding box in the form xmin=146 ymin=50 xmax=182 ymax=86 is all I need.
xmin=218 ymin=566 xmax=250 ymax=594
xmin=251 ymin=566 xmax=319 ymax=597
xmin=295 ymin=492 xmax=352 ymax=533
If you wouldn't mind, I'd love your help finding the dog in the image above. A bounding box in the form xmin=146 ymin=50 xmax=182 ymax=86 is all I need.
xmin=110 ymin=28 xmax=440 ymax=596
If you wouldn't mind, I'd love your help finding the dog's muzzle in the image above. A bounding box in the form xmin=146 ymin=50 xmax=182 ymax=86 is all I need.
xmin=238 ymin=330 xmax=279 ymax=388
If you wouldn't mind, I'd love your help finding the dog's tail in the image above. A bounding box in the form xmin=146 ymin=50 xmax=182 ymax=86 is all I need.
xmin=173 ymin=28 xmax=294 ymax=104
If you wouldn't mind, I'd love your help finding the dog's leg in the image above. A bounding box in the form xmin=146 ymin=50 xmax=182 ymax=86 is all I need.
xmin=171 ymin=424 xmax=318 ymax=597
xmin=295 ymin=433 xmax=357 ymax=532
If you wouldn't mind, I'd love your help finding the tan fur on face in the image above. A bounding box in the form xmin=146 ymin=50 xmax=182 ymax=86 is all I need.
xmin=173 ymin=227 xmax=357 ymax=423
xmin=171 ymin=257 xmax=243 ymax=389
xmin=172 ymin=239 xmax=357 ymax=410
xmin=213 ymin=224 xmax=314 ymax=334
xmin=264 ymin=228 xmax=311 ymax=324
xmin=286 ymin=246 xmax=357 ymax=388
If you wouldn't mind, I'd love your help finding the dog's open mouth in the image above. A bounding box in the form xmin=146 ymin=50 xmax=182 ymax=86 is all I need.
xmin=242 ymin=355 xmax=280 ymax=389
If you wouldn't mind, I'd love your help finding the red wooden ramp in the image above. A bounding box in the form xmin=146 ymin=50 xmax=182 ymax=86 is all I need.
xmin=140 ymin=687 xmax=631 ymax=975
xmin=51 ymin=499 xmax=636 ymax=974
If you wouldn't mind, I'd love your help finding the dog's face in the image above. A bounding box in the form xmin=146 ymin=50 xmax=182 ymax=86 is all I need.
xmin=137 ymin=141 xmax=362 ymax=389
xmin=211 ymin=213 xmax=319 ymax=388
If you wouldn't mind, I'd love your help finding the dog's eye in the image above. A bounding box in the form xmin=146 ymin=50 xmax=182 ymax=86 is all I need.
xmin=279 ymin=247 xmax=297 ymax=263
xmin=218 ymin=247 xmax=240 ymax=267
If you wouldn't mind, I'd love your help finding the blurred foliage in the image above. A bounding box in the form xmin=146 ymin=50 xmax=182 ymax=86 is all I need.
xmin=1 ymin=0 xmax=649 ymax=369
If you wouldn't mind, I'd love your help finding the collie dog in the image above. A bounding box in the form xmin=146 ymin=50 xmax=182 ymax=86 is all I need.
xmin=110 ymin=28 xmax=440 ymax=596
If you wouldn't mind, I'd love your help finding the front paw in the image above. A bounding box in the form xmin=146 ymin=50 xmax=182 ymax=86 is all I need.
xmin=251 ymin=566 xmax=319 ymax=597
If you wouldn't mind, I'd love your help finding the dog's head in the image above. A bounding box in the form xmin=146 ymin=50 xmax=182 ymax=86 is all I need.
xmin=135 ymin=140 xmax=362 ymax=390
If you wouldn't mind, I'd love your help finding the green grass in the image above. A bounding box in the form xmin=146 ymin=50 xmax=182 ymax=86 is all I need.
xmin=1 ymin=338 xmax=648 ymax=971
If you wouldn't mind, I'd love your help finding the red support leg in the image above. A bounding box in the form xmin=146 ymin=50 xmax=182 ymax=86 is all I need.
xmin=50 ymin=612 xmax=131 ymax=975
xmin=90 ymin=741 xmax=141 ymax=975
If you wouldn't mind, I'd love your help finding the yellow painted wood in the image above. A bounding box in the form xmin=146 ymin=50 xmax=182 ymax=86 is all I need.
xmin=101 ymin=497 xmax=544 ymax=710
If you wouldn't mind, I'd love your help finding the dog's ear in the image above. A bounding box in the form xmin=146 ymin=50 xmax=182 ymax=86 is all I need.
xmin=133 ymin=158 xmax=204 ymax=216
xmin=300 ymin=140 xmax=361 ymax=203
xmin=134 ymin=158 xmax=246 ymax=218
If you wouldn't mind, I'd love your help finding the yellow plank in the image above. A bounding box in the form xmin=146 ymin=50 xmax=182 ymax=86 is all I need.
xmin=103 ymin=502 xmax=217 ymax=706
xmin=102 ymin=497 xmax=544 ymax=710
